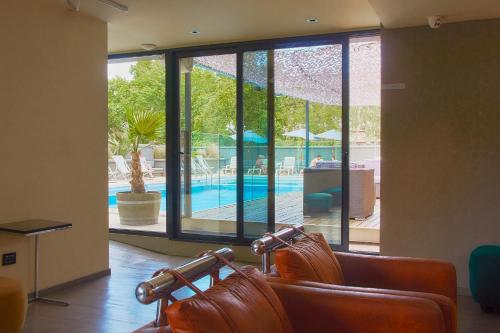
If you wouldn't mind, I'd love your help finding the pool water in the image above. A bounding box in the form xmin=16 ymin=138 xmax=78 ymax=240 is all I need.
xmin=109 ymin=176 xmax=302 ymax=212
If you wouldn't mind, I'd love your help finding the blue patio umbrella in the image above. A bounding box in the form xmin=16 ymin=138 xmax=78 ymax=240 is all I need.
xmin=230 ymin=130 xmax=267 ymax=144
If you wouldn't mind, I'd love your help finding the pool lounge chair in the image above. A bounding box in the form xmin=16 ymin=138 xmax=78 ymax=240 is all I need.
xmin=180 ymin=157 xmax=206 ymax=177
xmin=112 ymin=155 xmax=131 ymax=180
xmin=277 ymin=156 xmax=296 ymax=175
xmin=108 ymin=166 xmax=118 ymax=180
xmin=191 ymin=158 xmax=205 ymax=176
xmin=196 ymin=155 xmax=215 ymax=175
xmin=140 ymin=155 xmax=163 ymax=178
xmin=223 ymin=156 xmax=237 ymax=175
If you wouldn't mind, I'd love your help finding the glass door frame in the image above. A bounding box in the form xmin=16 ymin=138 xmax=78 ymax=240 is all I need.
xmin=167 ymin=35 xmax=353 ymax=250
xmin=107 ymin=29 xmax=380 ymax=251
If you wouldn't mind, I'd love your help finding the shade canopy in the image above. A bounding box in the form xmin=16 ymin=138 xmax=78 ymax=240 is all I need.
xmin=191 ymin=36 xmax=380 ymax=106
xmin=283 ymin=129 xmax=319 ymax=140
xmin=317 ymin=129 xmax=342 ymax=140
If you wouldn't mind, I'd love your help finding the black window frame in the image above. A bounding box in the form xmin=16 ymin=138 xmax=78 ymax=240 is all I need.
xmin=108 ymin=29 xmax=380 ymax=252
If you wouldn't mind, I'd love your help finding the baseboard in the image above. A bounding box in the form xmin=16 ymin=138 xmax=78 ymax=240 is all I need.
xmin=27 ymin=268 xmax=111 ymax=299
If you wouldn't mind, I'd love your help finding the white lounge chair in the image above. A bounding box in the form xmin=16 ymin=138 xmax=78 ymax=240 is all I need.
xmin=191 ymin=158 xmax=204 ymax=176
xmin=196 ymin=155 xmax=215 ymax=175
xmin=277 ymin=156 xmax=296 ymax=175
xmin=112 ymin=155 xmax=131 ymax=180
xmin=108 ymin=166 xmax=118 ymax=180
xmin=140 ymin=155 xmax=163 ymax=178
xmin=223 ymin=156 xmax=237 ymax=175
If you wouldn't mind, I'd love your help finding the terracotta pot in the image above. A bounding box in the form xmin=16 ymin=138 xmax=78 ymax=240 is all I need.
xmin=116 ymin=191 xmax=161 ymax=225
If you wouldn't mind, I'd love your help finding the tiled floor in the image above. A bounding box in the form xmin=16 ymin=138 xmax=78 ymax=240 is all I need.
xmin=23 ymin=241 xmax=500 ymax=333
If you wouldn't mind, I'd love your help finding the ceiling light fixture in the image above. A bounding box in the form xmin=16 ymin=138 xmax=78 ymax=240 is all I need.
xmin=66 ymin=0 xmax=81 ymax=11
xmin=66 ymin=0 xmax=128 ymax=13
xmin=190 ymin=29 xmax=201 ymax=35
xmin=306 ymin=18 xmax=319 ymax=24
xmin=98 ymin=0 xmax=128 ymax=13
xmin=141 ymin=43 xmax=157 ymax=51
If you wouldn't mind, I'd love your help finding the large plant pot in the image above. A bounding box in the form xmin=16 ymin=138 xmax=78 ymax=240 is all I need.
xmin=117 ymin=191 xmax=161 ymax=226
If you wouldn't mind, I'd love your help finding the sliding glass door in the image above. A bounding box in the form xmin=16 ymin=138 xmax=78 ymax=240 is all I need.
xmin=179 ymin=53 xmax=237 ymax=237
xmin=172 ymin=38 xmax=349 ymax=249
xmin=242 ymin=50 xmax=272 ymax=238
xmin=274 ymin=44 xmax=345 ymax=246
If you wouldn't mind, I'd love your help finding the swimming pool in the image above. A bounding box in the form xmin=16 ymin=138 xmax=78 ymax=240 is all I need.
xmin=109 ymin=176 xmax=302 ymax=212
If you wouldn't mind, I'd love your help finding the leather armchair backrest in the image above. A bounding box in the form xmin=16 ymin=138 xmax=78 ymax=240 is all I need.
xmin=275 ymin=233 xmax=345 ymax=284
xmin=166 ymin=266 xmax=293 ymax=333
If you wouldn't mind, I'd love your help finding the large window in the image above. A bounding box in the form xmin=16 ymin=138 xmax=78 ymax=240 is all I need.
xmin=108 ymin=32 xmax=381 ymax=251
xmin=107 ymin=55 xmax=166 ymax=232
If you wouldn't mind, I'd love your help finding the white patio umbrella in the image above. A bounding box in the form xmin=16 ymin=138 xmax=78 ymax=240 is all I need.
xmin=317 ymin=129 xmax=342 ymax=161
xmin=317 ymin=129 xmax=342 ymax=141
xmin=283 ymin=129 xmax=319 ymax=168
xmin=283 ymin=129 xmax=319 ymax=140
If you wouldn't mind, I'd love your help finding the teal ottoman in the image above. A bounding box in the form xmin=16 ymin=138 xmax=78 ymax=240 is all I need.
xmin=323 ymin=186 xmax=342 ymax=207
xmin=469 ymin=245 xmax=500 ymax=312
xmin=304 ymin=193 xmax=333 ymax=213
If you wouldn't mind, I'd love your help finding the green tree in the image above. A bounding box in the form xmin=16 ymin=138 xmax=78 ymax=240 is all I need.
xmin=108 ymin=60 xmax=380 ymax=155
xmin=108 ymin=60 xmax=165 ymax=155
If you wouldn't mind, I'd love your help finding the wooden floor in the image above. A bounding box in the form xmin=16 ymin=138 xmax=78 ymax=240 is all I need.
xmin=23 ymin=241 xmax=500 ymax=333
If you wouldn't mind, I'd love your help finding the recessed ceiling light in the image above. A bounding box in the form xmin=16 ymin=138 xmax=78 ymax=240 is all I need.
xmin=190 ymin=29 xmax=201 ymax=35
xmin=306 ymin=18 xmax=319 ymax=24
xmin=141 ymin=43 xmax=157 ymax=51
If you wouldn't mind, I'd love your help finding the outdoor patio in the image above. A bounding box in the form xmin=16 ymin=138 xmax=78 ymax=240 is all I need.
xmin=109 ymin=184 xmax=380 ymax=251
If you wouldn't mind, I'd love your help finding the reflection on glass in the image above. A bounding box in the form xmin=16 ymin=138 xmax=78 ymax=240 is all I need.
xmin=180 ymin=54 xmax=237 ymax=236
xmin=107 ymin=56 xmax=166 ymax=233
xmin=243 ymin=51 xmax=269 ymax=238
xmin=274 ymin=45 xmax=343 ymax=245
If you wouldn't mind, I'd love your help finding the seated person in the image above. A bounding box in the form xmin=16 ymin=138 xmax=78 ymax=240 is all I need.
xmin=255 ymin=155 xmax=267 ymax=174
xmin=309 ymin=155 xmax=322 ymax=168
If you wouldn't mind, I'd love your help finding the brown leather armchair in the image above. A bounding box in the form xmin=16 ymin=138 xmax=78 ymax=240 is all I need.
xmin=267 ymin=247 xmax=456 ymax=333
xmin=335 ymin=251 xmax=457 ymax=302
xmin=136 ymin=278 xmax=447 ymax=333
xmin=252 ymin=227 xmax=457 ymax=333
xmin=270 ymin=281 xmax=446 ymax=333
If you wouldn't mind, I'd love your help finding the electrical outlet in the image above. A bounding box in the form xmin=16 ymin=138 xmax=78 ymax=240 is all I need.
xmin=2 ymin=252 xmax=16 ymax=266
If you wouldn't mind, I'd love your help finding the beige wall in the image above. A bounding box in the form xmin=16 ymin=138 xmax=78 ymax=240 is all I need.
xmin=0 ymin=1 xmax=108 ymax=292
xmin=381 ymin=19 xmax=500 ymax=293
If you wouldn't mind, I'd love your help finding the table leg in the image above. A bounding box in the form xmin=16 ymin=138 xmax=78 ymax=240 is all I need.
xmin=28 ymin=234 xmax=70 ymax=306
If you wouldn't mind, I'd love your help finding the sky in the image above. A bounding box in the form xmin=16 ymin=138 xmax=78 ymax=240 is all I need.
xmin=108 ymin=61 xmax=136 ymax=80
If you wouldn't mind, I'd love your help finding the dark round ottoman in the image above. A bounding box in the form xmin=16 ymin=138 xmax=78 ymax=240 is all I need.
xmin=323 ymin=186 xmax=342 ymax=207
xmin=304 ymin=193 xmax=333 ymax=213
xmin=469 ymin=245 xmax=500 ymax=312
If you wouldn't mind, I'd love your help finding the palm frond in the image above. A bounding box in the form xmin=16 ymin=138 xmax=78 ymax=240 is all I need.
xmin=125 ymin=108 xmax=164 ymax=151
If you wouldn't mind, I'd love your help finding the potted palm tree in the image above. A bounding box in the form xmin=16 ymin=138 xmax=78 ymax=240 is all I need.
xmin=117 ymin=108 xmax=163 ymax=225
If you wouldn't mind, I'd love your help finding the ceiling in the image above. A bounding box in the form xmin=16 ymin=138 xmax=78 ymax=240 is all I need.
xmin=75 ymin=0 xmax=500 ymax=53
xmin=79 ymin=0 xmax=380 ymax=53
xmin=368 ymin=0 xmax=500 ymax=29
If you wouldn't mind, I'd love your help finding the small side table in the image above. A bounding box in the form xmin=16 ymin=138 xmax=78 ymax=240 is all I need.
xmin=0 ymin=219 xmax=72 ymax=306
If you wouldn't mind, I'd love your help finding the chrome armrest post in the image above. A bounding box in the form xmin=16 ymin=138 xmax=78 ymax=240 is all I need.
xmin=262 ymin=251 xmax=272 ymax=273
xmin=155 ymin=298 xmax=169 ymax=327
